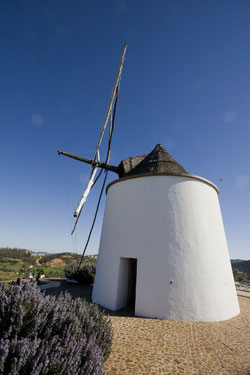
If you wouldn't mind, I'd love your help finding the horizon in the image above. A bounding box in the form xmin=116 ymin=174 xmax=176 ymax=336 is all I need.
xmin=0 ymin=246 xmax=248 ymax=261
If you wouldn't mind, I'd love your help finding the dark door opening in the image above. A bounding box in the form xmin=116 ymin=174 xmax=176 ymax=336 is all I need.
xmin=127 ymin=258 xmax=137 ymax=308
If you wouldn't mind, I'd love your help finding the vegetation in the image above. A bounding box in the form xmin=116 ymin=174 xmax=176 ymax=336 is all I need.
xmin=231 ymin=260 xmax=250 ymax=274
xmin=0 ymin=248 xmax=33 ymax=261
xmin=0 ymin=248 xmax=97 ymax=282
xmin=0 ymin=247 xmax=41 ymax=281
xmin=65 ymin=261 xmax=96 ymax=285
xmin=231 ymin=260 xmax=250 ymax=284
xmin=39 ymin=252 xmax=81 ymax=266
xmin=0 ymin=281 xmax=112 ymax=374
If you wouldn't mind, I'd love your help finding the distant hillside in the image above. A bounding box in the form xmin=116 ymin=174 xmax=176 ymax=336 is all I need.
xmin=0 ymin=247 xmax=40 ymax=281
xmin=39 ymin=252 xmax=81 ymax=266
xmin=232 ymin=260 xmax=250 ymax=284
xmin=39 ymin=252 xmax=97 ymax=267
xmin=231 ymin=259 xmax=246 ymax=264
xmin=0 ymin=247 xmax=32 ymax=260
xmin=232 ymin=260 xmax=250 ymax=274
xmin=0 ymin=248 xmax=97 ymax=281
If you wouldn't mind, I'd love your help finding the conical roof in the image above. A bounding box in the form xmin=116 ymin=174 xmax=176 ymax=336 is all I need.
xmin=118 ymin=144 xmax=189 ymax=178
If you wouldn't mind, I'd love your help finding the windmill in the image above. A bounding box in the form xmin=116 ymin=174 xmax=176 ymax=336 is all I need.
xmin=58 ymin=43 xmax=127 ymax=249
xmin=58 ymin=44 xmax=239 ymax=322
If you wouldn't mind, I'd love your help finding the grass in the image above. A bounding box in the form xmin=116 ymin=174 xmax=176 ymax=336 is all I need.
xmin=0 ymin=265 xmax=65 ymax=281
xmin=0 ymin=256 xmax=65 ymax=281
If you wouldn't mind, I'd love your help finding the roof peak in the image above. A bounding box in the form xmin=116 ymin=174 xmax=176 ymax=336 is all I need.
xmin=154 ymin=143 xmax=165 ymax=150
xmin=118 ymin=144 xmax=189 ymax=178
xmin=148 ymin=144 xmax=175 ymax=160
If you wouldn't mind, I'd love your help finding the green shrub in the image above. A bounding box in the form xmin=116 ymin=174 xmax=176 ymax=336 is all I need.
xmin=65 ymin=262 xmax=96 ymax=285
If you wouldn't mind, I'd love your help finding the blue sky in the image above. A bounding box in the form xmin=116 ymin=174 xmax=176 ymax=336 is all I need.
xmin=0 ymin=0 xmax=249 ymax=259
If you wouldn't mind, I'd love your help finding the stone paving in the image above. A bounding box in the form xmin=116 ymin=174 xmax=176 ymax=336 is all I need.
xmin=104 ymin=297 xmax=250 ymax=375
xmin=45 ymin=282 xmax=250 ymax=374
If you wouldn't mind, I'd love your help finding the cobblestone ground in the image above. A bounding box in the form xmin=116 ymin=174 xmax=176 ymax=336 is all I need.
xmin=104 ymin=297 xmax=250 ymax=375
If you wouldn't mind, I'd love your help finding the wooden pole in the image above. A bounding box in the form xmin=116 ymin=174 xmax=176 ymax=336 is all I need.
xmin=57 ymin=150 xmax=120 ymax=174
xmin=93 ymin=43 xmax=127 ymax=162
xmin=73 ymin=44 xmax=127 ymax=225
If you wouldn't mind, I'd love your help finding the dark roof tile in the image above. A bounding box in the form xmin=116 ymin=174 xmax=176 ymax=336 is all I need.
xmin=118 ymin=144 xmax=189 ymax=178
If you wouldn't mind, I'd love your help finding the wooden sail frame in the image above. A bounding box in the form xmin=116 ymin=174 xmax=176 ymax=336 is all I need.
xmin=58 ymin=43 xmax=127 ymax=234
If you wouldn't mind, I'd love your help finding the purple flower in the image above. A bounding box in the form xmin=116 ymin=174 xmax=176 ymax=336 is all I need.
xmin=0 ymin=282 xmax=112 ymax=375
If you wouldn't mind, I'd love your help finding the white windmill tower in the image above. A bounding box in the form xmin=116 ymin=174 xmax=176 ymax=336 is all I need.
xmin=58 ymin=45 xmax=240 ymax=322
xmin=92 ymin=144 xmax=240 ymax=321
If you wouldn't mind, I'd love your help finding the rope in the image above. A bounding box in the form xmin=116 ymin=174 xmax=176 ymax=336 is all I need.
xmin=78 ymin=170 xmax=108 ymax=267
xmin=92 ymin=43 xmax=127 ymax=163
xmin=63 ymin=163 xmax=78 ymax=253
xmin=90 ymin=85 xmax=119 ymax=189
xmin=71 ymin=45 xmax=126 ymax=232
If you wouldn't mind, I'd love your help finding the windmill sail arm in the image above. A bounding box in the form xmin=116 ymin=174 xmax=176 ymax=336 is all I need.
xmin=58 ymin=150 xmax=120 ymax=174
xmin=71 ymin=149 xmax=101 ymax=233
xmin=59 ymin=44 xmax=127 ymax=236
xmin=93 ymin=43 xmax=127 ymax=161
xmin=73 ymin=166 xmax=99 ymax=218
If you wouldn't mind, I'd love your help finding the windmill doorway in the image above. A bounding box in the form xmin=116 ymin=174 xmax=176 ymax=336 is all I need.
xmin=118 ymin=257 xmax=137 ymax=309
xmin=127 ymin=258 xmax=137 ymax=308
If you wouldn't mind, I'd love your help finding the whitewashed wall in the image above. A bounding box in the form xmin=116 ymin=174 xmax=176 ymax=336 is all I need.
xmin=92 ymin=175 xmax=240 ymax=322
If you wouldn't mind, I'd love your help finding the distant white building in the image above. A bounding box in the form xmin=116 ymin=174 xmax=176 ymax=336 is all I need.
xmin=92 ymin=145 xmax=240 ymax=322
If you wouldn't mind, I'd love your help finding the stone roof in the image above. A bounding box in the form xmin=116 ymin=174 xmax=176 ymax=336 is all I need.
xmin=117 ymin=144 xmax=189 ymax=178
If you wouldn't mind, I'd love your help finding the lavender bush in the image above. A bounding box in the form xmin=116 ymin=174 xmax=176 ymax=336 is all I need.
xmin=65 ymin=262 xmax=96 ymax=285
xmin=0 ymin=282 xmax=112 ymax=375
